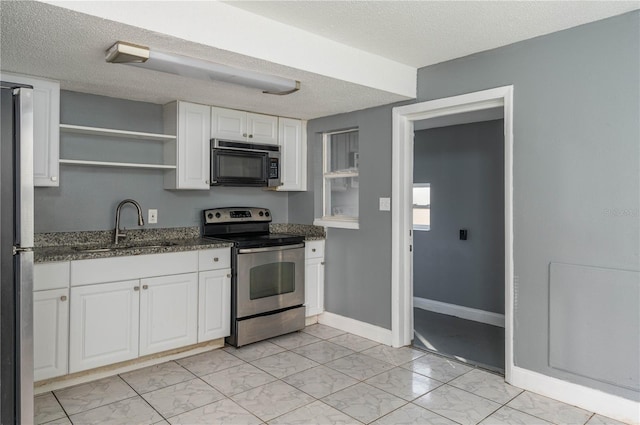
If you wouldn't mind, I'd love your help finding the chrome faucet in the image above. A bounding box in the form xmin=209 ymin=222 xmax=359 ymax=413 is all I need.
xmin=114 ymin=199 xmax=144 ymax=244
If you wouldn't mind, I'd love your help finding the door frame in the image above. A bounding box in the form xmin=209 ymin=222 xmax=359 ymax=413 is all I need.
xmin=391 ymin=85 xmax=514 ymax=381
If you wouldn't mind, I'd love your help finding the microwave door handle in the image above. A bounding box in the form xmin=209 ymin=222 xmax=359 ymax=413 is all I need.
xmin=237 ymin=243 xmax=305 ymax=254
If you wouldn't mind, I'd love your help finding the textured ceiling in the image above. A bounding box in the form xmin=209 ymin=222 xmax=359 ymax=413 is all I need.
xmin=0 ymin=1 xmax=408 ymax=120
xmin=1 ymin=1 xmax=637 ymax=120
xmin=225 ymin=1 xmax=640 ymax=68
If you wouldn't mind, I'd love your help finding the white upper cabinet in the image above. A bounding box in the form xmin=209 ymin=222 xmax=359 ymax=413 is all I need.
xmin=211 ymin=106 xmax=278 ymax=145
xmin=164 ymin=101 xmax=211 ymax=190
xmin=277 ymin=118 xmax=307 ymax=191
xmin=246 ymin=113 xmax=278 ymax=145
xmin=1 ymin=72 xmax=60 ymax=187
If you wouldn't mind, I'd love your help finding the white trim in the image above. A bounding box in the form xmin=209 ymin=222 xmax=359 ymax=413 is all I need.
xmin=391 ymin=85 xmax=515 ymax=385
xmin=34 ymin=338 xmax=224 ymax=395
xmin=313 ymin=218 xmax=360 ymax=230
xmin=413 ymin=297 xmax=505 ymax=328
xmin=511 ymin=366 xmax=640 ymax=425
xmin=305 ymin=315 xmax=319 ymax=326
xmin=318 ymin=312 xmax=393 ymax=346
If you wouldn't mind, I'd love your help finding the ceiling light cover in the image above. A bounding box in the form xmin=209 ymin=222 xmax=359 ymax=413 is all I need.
xmin=105 ymin=41 xmax=299 ymax=95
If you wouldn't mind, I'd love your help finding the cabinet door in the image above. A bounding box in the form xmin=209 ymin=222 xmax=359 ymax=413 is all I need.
xmin=33 ymin=289 xmax=68 ymax=381
xmin=211 ymin=107 xmax=247 ymax=142
xmin=139 ymin=273 xmax=198 ymax=356
xmin=198 ymin=269 xmax=231 ymax=342
xmin=277 ymin=118 xmax=307 ymax=191
xmin=305 ymin=258 xmax=325 ymax=317
xmin=247 ymin=113 xmax=278 ymax=145
xmin=176 ymin=101 xmax=210 ymax=189
xmin=69 ymin=280 xmax=139 ymax=373
xmin=1 ymin=73 xmax=60 ymax=187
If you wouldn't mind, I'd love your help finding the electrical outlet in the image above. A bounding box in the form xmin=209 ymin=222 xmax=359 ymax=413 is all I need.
xmin=148 ymin=209 xmax=158 ymax=224
xmin=379 ymin=197 xmax=391 ymax=211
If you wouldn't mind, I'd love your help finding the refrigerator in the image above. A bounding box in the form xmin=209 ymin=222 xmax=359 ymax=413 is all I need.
xmin=1 ymin=81 xmax=34 ymax=424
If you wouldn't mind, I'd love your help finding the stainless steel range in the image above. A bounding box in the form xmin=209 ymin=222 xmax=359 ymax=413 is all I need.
xmin=202 ymin=207 xmax=305 ymax=347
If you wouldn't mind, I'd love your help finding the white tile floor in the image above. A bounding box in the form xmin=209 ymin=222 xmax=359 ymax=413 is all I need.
xmin=35 ymin=324 xmax=629 ymax=425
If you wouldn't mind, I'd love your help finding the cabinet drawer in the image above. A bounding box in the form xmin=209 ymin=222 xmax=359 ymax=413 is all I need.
xmin=198 ymin=248 xmax=231 ymax=271
xmin=34 ymin=262 xmax=70 ymax=291
xmin=71 ymin=251 xmax=198 ymax=286
xmin=305 ymin=240 xmax=324 ymax=259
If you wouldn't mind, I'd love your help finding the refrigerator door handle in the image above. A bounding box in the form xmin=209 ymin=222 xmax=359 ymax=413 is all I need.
xmin=16 ymin=87 xmax=34 ymax=248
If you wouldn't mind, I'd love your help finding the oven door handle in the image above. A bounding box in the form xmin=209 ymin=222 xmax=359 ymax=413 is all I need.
xmin=237 ymin=243 xmax=305 ymax=254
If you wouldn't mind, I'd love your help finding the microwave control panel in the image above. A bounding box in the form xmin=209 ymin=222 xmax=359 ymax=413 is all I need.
xmin=269 ymin=158 xmax=279 ymax=179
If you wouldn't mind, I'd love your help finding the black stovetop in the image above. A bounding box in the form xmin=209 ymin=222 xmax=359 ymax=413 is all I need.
xmin=203 ymin=232 xmax=304 ymax=249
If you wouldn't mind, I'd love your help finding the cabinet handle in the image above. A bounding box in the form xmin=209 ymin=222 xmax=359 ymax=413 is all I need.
xmin=213 ymin=257 xmax=219 ymax=262
xmin=226 ymin=274 xmax=231 ymax=278
xmin=134 ymin=286 xmax=140 ymax=291
xmin=312 ymin=248 xmax=316 ymax=252
xmin=242 ymin=133 xmax=247 ymax=137
xmin=142 ymin=284 xmax=148 ymax=290
xmin=51 ymin=176 xmax=57 ymax=182
xmin=248 ymin=134 xmax=253 ymax=138
xmin=321 ymin=261 xmax=325 ymax=265
xmin=60 ymin=295 xmax=67 ymax=302
xmin=205 ymin=180 xmax=209 ymax=185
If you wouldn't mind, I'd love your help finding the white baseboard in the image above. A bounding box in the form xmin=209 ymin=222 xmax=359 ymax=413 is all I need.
xmin=413 ymin=296 xmax=505 ymax=328
xmin=510 ymin=366 xmax=640 ymax=425
xmin=318 ymin=312 xmax=393 ymax=346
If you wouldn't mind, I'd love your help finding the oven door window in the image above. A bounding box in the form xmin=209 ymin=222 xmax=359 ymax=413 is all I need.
xmin=249 ymin=262 xmax=296 ymax=299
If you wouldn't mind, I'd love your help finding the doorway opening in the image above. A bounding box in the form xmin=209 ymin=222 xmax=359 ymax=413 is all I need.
xmin=391 ymin=86 xmax=514 ymax=381
xmin=412 ymin=114 xmax=505 ymax=372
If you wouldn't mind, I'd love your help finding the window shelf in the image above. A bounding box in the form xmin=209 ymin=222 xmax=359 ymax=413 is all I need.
xmin=59 ymin=124 xmax=176 ymax=142
xmin=324 ymin=170 xmax=359 ymax=178
xmin=313 ymin=217 xmax=360 ymax=230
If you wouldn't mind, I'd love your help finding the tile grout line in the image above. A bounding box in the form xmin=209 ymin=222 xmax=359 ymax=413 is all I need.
xmin=117 ymin=370 xmax=172 ymax=423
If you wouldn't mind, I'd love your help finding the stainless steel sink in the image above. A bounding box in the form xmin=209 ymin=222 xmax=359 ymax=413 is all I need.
xmin=73 ymin=241 xmax=179 ymax=253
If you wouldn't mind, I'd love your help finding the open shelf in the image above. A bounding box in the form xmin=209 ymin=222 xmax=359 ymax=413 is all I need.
xmin=60 ymin=124 xmax=176 ymax=142
xmin=59 ymin=159 xmax=177 ymax=170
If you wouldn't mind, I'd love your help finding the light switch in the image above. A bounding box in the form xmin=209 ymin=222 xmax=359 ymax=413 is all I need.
xmin=379 ymin=197 xmax=391 ymax=211
xmin=148 ymin=209 xmax=158 ymax=224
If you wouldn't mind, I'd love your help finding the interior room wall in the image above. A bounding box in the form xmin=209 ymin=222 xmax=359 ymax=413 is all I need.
xmin=35 ymin=91 xmax=288 ymax=233
xmin=413 ymin=119 xmax=505 ymax=314
xmin=290 ymin=11 xmax=640 ymax=400
xmin=417 ymin=10 xmax=639 ymax=400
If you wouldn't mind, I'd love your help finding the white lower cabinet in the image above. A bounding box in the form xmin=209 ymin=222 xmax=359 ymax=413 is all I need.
xmin=139 ymin=273 xmax=198 ymax=356
xmin=33 ymin=288 xmax=69 ymax=381
xmin=305 ymin=240 xmax=325 ymax=317
xmin=69 ymin=280 xmax=140 ymax=373
xmin=198 ymin=269 xmax=231 ymax=342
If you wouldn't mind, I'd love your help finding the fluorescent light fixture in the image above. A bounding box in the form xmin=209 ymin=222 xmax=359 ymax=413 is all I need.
xmin=105 ymin=41 xmax=300 ymax=95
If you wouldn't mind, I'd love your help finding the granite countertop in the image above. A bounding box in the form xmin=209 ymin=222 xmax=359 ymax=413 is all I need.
xmin=34 ymin=227 xmax=231 ymax=263
xmin=34 ymin=224 xmax=325 ymax=263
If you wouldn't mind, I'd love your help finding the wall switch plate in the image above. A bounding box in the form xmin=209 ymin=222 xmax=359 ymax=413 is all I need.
xmin=379 ymin=197 xmax=391 ymax=211
xmin=148 ymin=209 xmax=158 ymax=224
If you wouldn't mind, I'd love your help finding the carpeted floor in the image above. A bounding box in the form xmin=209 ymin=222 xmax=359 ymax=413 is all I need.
xmin=412 ymin=308 xmax=505 ymax=373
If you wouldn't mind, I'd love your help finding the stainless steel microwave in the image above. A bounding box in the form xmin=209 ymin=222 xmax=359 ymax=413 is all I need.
xmin=210 ymin=139 xmax=281 ymax=187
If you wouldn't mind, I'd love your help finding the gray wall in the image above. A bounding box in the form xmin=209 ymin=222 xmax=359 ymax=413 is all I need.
xmin=290 ymin=102 xmax=409 ymax=329
xmin=290 ymin=11 xmax=640 ymax=400
xmin=35 ymin=91 xmax=288 ymax=232
xmin=413 ymin=120 xmax=504 ymax=314
xmin=418 ymin=11 xmax=639 ymax=400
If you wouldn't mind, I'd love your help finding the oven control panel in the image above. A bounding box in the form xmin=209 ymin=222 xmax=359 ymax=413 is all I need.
xmin=203 ymin=207 xmax=271 ymax=224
